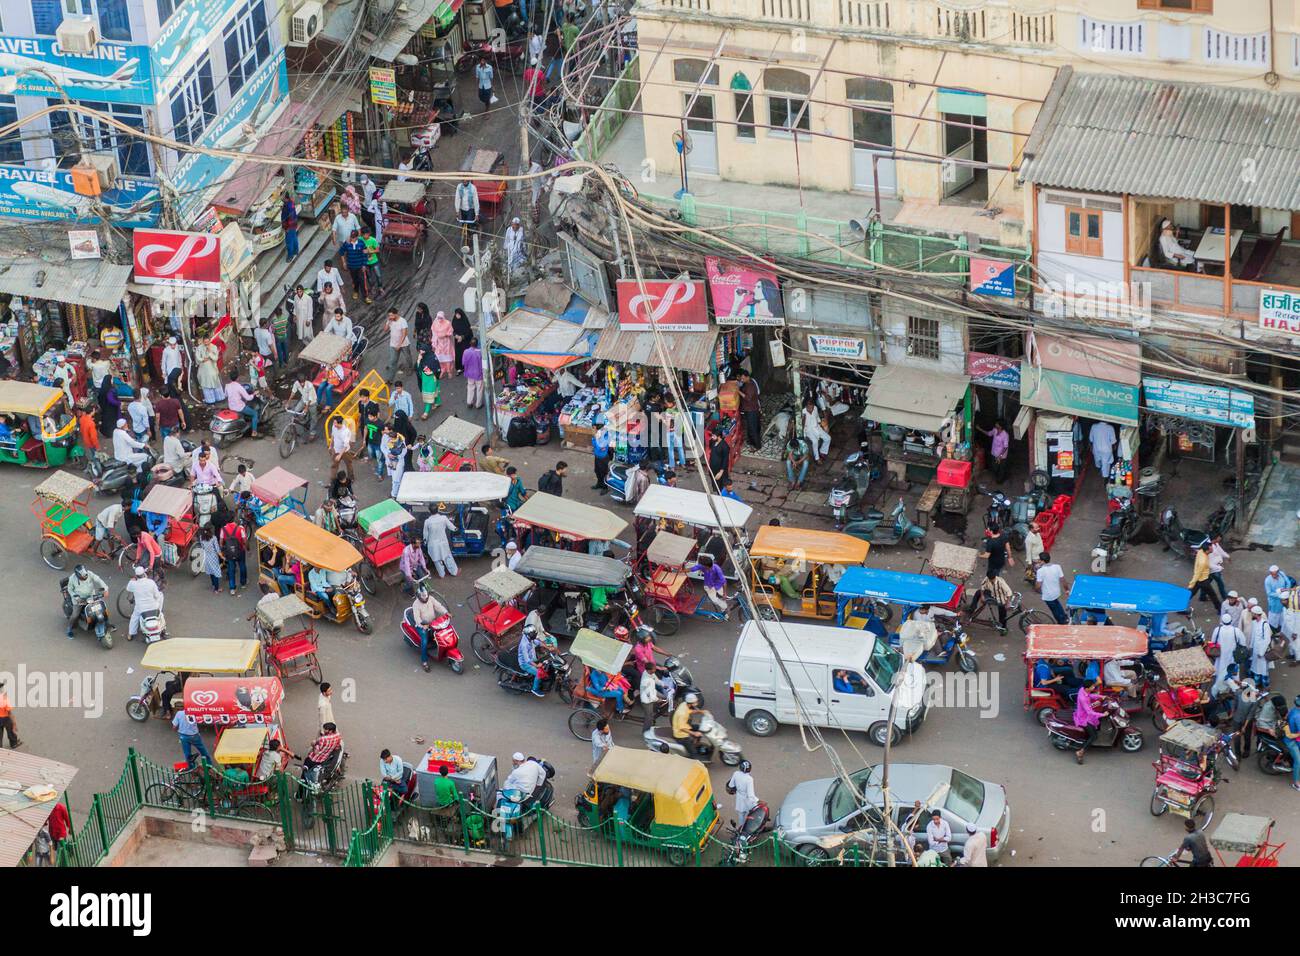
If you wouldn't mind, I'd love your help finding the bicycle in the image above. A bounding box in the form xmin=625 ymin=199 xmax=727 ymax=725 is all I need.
xmin=144 ymin=762 xmax=209 ymax=810
xmin=966 ymin=589 xmax=1047 ymax=635
xmin=1139 ymin=851 xmax=1192 ymax=868
xmin=278 ymin=404 xmax=318 ymax=459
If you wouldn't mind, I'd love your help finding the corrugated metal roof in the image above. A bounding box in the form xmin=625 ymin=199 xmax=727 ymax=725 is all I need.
xmin=0 ymin=750 xmax=77 ymax=868
xmin=1022 ymin=68 xmax=1300 ymax=210
xmin=370 ymin=0 xmax=439 ymax=61
xmin=592 ymin=327 xmax=719 ymax=373
xmin=0 ymin=256 xmax=130 ymax=312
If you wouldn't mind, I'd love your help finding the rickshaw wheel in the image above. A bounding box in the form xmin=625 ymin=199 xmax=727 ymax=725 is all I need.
xmin=1190 ymin=796 xmax=1214 ymax=831
xmin=873 ymin=602 xmax=895 ymax=625
xmin=358 ymin=564 xmax=378 ymax=596
xmin=908 ymin=536 xmax=925 ymax=551
xmin=235 ymin=800 xmax=276 ymax=822
xmin=1151 ymin=709 xmax=1170 ymax=733
xmin=125 ymin=698 xmax=150 ymax=722
xmin=651 ymin=603 xmax=680 ymax=636
xmin=568 ymin=708 xmax=599 ymax=741
xmin=665 ymin=847 xmax=690 ymax=867
xmin=117 ymin=543 xmax=139 ymax=571
xmin=470 ymin=630 xmax=496 ymax=665
xmin=116 ymin=588 xmax=134 ymax=619
xmin=556 ymin=678 xmax=575 ymax=705
xmin=188 ymin=544 xmax=203 ymax=577
xmin=309 ymin=661 xmax=324 ymax=684
xmin=413 ymin=239 xmax=427 ymax=268
xmin=1149 ymin=791 xmax=1169 ymax=817
xmin=1018 ymin=608 xmax=1044 ymax=634
xmin=39 ymin=538 xmax=67 ymax=570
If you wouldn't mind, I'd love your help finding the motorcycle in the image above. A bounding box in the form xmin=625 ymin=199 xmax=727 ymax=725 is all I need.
xmin=828 ymin=450 xmax=881 ymax=529
xmin=494 ymin=646 xmax=574 ymax=699
xmin=720 ymin=801 xmax=773 ymax=866
xmin=210 ymin=395 xmax=274 ymax=448
xmin=1157 ymin=507 xmax=1210 ymax=561
xmin=129 ymin=606 xmax=168 ymax=645
xmin=642 ymin=708 xmax=744 ymax=766
xmin=60 ymin=580 xmax=113 ymax=648
xmin=400 ymin=607 xmax=464 ymax=673
xmin=842 ymin=498 xmax=927 ymax=550
xmin=1042 ymin=698 xmax=1145 ymax=755
xmin=1093 ymin=490 xmax=1138 ymax=572
xmin=296 ymin=750 xmax=349 ymax=828
xmin=192 ymin=482 xmax=225 ymax=530
xmin=340 ymin=572 xmax=373 ymax=634
xmin=86 ymin=448 xmax=157 ymax=496
xmin=455 ymin=28 xmax=527 ymax=75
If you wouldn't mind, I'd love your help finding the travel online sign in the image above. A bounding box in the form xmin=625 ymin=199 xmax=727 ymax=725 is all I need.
xmin=0 ymin=164 xmax=159 ymax=227
xmin=151 ymin=0 xmax=249 ymax=97
xmin=0 ymin=36 xmax=154 ymax=105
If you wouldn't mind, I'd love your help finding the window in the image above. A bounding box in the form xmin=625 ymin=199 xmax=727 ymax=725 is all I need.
xmin=48 ymin=98 xmax=149 ymax=176
xmin=1138 ymin=0 xmax=1211 ymax=10
xmin=847 ymin=77 xmax=893 ymax=151
xmin=1065 ymin=206 xmax=1103 ymax=256
xmin=170 ymin=56 xmax=216 ymax=146
xmin=0 ymin=96 xmax=22 ymax=165
xmin=764 ymin=68 xmax=810 ymax=136
xmin=906 ymin=315 xmax=941 ymax=360
xmin=32 ymin=0 xmax=127 ymax=40
xmin=223 ymin=0 xmax=271 ymax=96
xmin=734 ymin=92 xmax=754 ymax=139
xmin=96 ymin=0 xmax=130 ymax=41
xmin=672 ymin=58 xmax=718 ymax=85
xmin=156 ymin=0 xmax=176 ymax=27
xmin=844 ymin=77 xmax=893 ymax=102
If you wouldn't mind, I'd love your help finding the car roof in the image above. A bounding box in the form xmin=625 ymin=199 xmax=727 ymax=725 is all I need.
xmin=736 ymin=619 xmax=875 ymax=668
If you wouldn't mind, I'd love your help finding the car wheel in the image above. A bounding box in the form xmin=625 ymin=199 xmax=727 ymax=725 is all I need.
xmin=800 ymin=845 xmax=832 ymax=866
xmin=867 ymin=721 xmax=900 ymax=747
xmin=744 ymin=710 xmax=777 ymax=737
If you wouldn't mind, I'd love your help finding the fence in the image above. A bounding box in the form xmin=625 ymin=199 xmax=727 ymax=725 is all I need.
xmin=574 ymin=55 xmax=641 ymax=163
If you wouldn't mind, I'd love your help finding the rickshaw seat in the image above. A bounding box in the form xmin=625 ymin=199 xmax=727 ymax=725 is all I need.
xmin=477 ymin=602 xmax=524 ymax=633
xmin=268 ymin=633 xmax=318 ymax=661
xmin=1029 ymin=689 xmax=1057 ymax=700
xmin=648 ymin=567 xmax=687 ymax=598
xmin=1155 ymin=769 xmax=1203 ymax=795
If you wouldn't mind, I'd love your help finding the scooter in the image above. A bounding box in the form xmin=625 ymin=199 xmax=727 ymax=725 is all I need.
xmin=60 ymin=580 xmax=113 ymax=649
xmin=130 ymin=607 xmax=167 ymax=645
xmin=209 ymin=397 xmax=266 ymax=448
xmin=87 ymin=448 xmax=157 ymax=496
xmin=1093 ymin=491 xmax=1138 ymax=572
xmin=720 ymin=801 xmax=772 ymax=866
xmin=495 ymin=646 xmax=573 ymax=698
xmin=400 ymin=607 xmax=465 ymax=673
xmin=192 ymin=483 xmax=224 ymax=529
xmin=643 ymin=709 xmax=744 ymax=766
xmin=828 ymin=450 xmax=880 ymax=529
xmin=1157 ymin=507 xmax=1209 ymax=560
xmin=1042 ymin=698 xmax=1145 ymax=754
xmin=843 ymin=498 xmax=927 ymax=551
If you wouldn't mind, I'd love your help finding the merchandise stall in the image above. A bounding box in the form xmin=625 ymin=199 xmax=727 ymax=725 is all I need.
xmin=861 ymin=364 xmax=972 ymax=485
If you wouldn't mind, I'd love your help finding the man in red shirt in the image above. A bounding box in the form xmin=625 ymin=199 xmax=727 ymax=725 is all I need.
xmin=219 ymin=520 xmax=248 ymax=594
xmin=154 ymin=386 xmax=187 ymax=438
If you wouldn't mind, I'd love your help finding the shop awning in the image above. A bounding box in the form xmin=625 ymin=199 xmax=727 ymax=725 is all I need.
xmin=0 ymin=256 xmax=130 ymax=312
xmin=0 ymin=750 xmax=77 ymax=868
xmin=432 ymin=0 xmax=464 ymax=28
xmin=487 ymin=306 xmax=596 ymax=365
xmin=592 ymin=326 xmax=720 ymax=374
xmin=862 ymin=365 xmax=969 ymax=432
xmin=211 ymin=101 xmax=323 ymax=216
xmin=370 ymin=0 xmax=440 ymax=61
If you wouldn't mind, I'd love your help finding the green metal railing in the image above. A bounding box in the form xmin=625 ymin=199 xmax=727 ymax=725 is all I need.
xmin=575 ymin=55 xmax=641 ymax=162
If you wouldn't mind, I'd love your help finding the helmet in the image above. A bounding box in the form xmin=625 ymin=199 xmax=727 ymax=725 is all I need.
xmin=74 ymin=564 xmax=88 ymax=579
xmin=614 ymin=625 xmax=629 ymax=641
xmin=522 ymin=624 xmax=538 ymax=639
xmin=739 ymin=760 xmax=752 ymax=774
xmin=541 ymin=635 xmax=557 ymax=649
xmin=684 ymin=692 xmax=699 ymax=705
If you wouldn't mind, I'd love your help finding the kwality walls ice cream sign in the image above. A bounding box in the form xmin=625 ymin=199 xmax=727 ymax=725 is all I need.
xmin=169 ymin=49 xmax=289 ymax=225
xmin=0 ymin=164 xmax=159 ymax=227
xmin=0 ymin=36 xmax=153 ymax=105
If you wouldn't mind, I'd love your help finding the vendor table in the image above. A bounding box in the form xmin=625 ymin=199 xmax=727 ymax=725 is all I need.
xmin=415 ymin=750 xmax=499 ymax=808
xmin=494 ymin=383 xmax=555 ymax=434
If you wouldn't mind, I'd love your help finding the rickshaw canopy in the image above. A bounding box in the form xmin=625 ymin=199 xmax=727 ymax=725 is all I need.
xmin=212 ymin=726 xmax=271 ymax=766
xmin=1065 ymin=575 xmax=1191 ymax=614
xmin=381 ymin=180 xmax=426 ymax=206
xmin=510 ymin=493 xmax=627 ymax=541
xmin=591 ymin=747 xmax=713 ymax=830
xmin=183 ymin=676 xmax=283 ymax=725
xmin=750 ymin=526 xmax=871 ymax=565
xmin=646 ymin=531 xmax=697 ymax=567
xmin=428 ymin=415 xmax=484 ymax=453
xmin=570 ymin=627 xmax=631 ymax=673
xmin=0 ymin=381 xmax=63 ymax=416
xmin=1210 ymin=813 xmax=1275 ymax=854
xmin=255 ymin=593 xmax=314 ymax=628
xmin=474 ymin=567 xmax=535 ymax=604
xmin=141 ymin=638 xmax=262 ymax=673
xmin=634 ymin=484 xmax=752 ymax=530
xmin=298 ymin=332 xmax=352 ymax=366
xmin=33 ymin=470 xmax=93 ymax=505
xmin=514 ymin=546 xmax=630 ymax=589
xmin=139 ymin=483 xmax=193 ymax=519
xmin=1023 ymin=625 xmax=1149 ymax=661
xmin=251 ymin=466 xmax=309 ymax=505
xmin=356 ymin=498 xmax=414 ymax=537
xmin=1159 ymin=719 xmax=1219 ymax=755
xmin=834 ymin=567 xmax=959 ymax=607
xmin=257 ymin=513 xmax=362 ymax=571
xmin=1152 ymin=646 xmax=1215 ymax=686
xmin=397 ymin=471 xmax=510 ymax=505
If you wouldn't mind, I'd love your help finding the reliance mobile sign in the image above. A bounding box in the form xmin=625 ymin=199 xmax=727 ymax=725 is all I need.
xmin=0 ymin=36 xmax=153 ymax=105
xmin=0 ymin=164 xmax=158 ymax=227
xmin=133 ymin=229 xmax=222 ymax=289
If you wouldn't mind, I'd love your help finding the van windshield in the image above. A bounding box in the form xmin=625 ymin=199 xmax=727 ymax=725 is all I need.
xmin=864 ymin=638 xmax=902 ymax=689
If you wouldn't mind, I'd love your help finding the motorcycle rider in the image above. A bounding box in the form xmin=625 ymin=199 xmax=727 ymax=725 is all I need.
xmin=726 ymin=759 xmax=758 ymax=826
xmin=65 ymin=564 xmax=109 ymax=637
xmin=125 ymin=565 xmax=163 ymax=641
xmin=410 ymin=584 xmax=449 ymax=673
xmin=301 ymin=722 xmax=343 ymax=787
xmin=517 ymin=624 xmax=546 ymax=696
xmin=500 ymin=752 xmax=547 ymax=808
xmin=673 ymin=692 xmax=706 ymax=757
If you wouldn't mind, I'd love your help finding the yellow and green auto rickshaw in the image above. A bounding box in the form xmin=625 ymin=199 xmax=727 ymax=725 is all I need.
xmin=576 ymin=747 xmax=720 ymax=865
xmin=0 ymin=381 xmax=81 ymax=468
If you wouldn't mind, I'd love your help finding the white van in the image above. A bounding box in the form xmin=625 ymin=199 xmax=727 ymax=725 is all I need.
xmin=727 ymin=620 xmax=927 ymax=746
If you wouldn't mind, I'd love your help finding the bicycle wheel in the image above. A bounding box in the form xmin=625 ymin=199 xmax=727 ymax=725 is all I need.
xmin=39 ymin=538 xmax=67 ymax=570
xmin=278 ymin=422 xmax=297 ymax=459
xmin=470 ymin=630 xmax=497 ymax=666
xmin=1139 ymin=855 xmax=1173 ymax=868
xmin=145 ymin=781 xmax=189 ymax=810
xmin=568 ymin=707 xmax=600 ymax=741
xmin=235 ymin=799 xmax=277 ymax=822
xmin=116 ymin=588 xmax=134 ymax=619
xmin=1018 ymin=607 xmax=1046 ymax=634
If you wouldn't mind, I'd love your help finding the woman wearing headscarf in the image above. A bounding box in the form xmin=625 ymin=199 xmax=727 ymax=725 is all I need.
xmin=432 ymin=311 xmax=456 ymax=377
xmin=392 ymin=409 xmax=419 ymax=471
xmin=417 ymin=344 xmax=441 ymax=419
xmin=96 ymin=378 xmax=120 ymax=438
xmin=413 ymin=302 xmax=434 ymax=350
xmin=451 ymin=308 xmax=474 ymax=373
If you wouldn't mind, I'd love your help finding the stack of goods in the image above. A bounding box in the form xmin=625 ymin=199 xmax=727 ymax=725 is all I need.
xmin=425 ymin=739 xmax=474 ymax=773
xmin=559 ymin=388 xmax=606 ymax=429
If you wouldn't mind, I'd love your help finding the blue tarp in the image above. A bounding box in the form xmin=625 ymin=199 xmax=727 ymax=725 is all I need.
xmin=834 ymin=567 xmax=958 ymax=608
xmin=1064 ymin=575 xmax=1191 ymax=614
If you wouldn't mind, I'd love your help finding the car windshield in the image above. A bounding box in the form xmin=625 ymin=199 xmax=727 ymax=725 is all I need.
xmin=825 ymin=766 xmax=881 ymax=822
xmin=943 ymin=769 xmax=986 ymax=822
xmin=864 ymin=638 xmax=902 ymax=689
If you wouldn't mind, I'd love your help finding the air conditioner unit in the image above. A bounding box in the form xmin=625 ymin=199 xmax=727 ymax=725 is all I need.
xmin=56 ymin=15 xmax=100 ymax=53
xmin=82 ymin=152 xmax=120 ymax=190
xmin=289 ymin=1 xmax=325 ymax=46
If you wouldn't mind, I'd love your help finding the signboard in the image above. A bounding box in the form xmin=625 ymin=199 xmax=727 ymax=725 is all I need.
xmin=616 ymin=279 xmax=709 ymax=332
xmin=704 ymin=256 xmax=785 ymax=325
xmin=1046 ymin=430 xmax=1075 ymax=478
xmin=1029 ymin=331 xmax=1141 ymax=386
xmin=969 ymin=256 xmax=1016 ymax=298
xmin=1142 ymin=376 xmax=1255 ymax=429
xmin=1259 ymin=288 xmax=1300 ymax=338
xmin=369 ymin=66 xmax=398 ymax=106
xmin=67 ymin=229 xmax=100 ymax=260
xmin=0 ymin=164 xmax=158 ymax=227
xmin=808 ymin=334 xmax=868 ymax=361
xmin=151 ymin=0 xmax=247 ymax=96
xmin=182 ymin=676 xmax=283 ymax=724
xmin=0 ymin=36 xmax=154 ymax=104
xmin=1020 ymin=364 xmax=1139 ymax=425
xmin=966 ymin=351 xmax=1020 ymax=391
xmin=132 ymin=229 xmax=222 ymax=289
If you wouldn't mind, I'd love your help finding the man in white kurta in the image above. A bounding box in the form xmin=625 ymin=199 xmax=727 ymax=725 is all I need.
xmin=422 ymin=509 xmax=459 ymax=578
xmin=1089 ymin=420 xmax=1117 ymax=481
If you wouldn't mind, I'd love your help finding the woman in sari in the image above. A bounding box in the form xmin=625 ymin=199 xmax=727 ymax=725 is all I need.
xmin=432 ymin=311 xmax=456 ymax=377
xmin=417 ymin=344 xmax=441 ymax=419
xmin=451 ymin=308 xmax=474 ymax=373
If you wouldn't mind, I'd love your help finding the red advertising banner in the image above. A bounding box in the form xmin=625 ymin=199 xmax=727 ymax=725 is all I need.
xmin=616 ymin=278 xmax=709 ymax=332
xmin=704 ymin=256 xmax=785 ymax=325
xmin=132 ymin=229 xmax=222 ymax=289
xmin=183 ymin=676 xmax=284 ymax=724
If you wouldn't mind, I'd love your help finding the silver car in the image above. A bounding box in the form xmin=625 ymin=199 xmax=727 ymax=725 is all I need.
xmin=775 ymin=763 xmax=1010 ymax=863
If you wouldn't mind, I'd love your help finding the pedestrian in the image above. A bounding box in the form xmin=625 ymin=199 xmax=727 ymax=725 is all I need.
xmin=538 ymin=461 xmax=567 ymax=497
xmin=1247 ymin=606 xmax=1273 ymax=690
xmin=1034 ymin=551 xmax=1069 ymax=624
xmin=318 ymin=682 xmax=335 ymax=731
xmin=1205 ymin=534 xmax=1230 ymax=605
xmin=389 ymin=380 xmax=414 ymax=420
xmin=219 ymin=518 xmax=248 ymax=594
xmin=639 ymin=664 xmax=660 ymax=731
xmin=979 ymin=420 xmax=1010 ymax=483
xmin=707 ymin=428 xmax=730 ymax=487
xmin=331 ymin=201 xmax=362 ymax=250
xmin=663 ymin=396 xmax=685 ymax=470
xmin=505 ymin=466 xmax=526 ymax=511
xmin=1221 ymin=591 xmax=1244 ymax=630
xmin=1265 ymin=566 xmax=1294 ymax=631
xmin=1211 ymin=611 xmax=1247 ymax=686
xmin=590 ymin=717 xmax=612 ymax=771
xmin=330 ymin=414 xmax=356 ymax=481
xmin=689 ymin=552 xmax=730 ymax=615
xmin=361 ymin=225 xmax=385 ymax=298
xmin=320 ymin=284 xmax=346 ymax=325
xmin=0 ymin=679 xmax=20 ymax=749
xmin=281 ymin=193 xmax=299 ymax=261
xmin=725 ymin=760 xmax=758 ymax=824
xmin=982 ymin=525 xmax=1012 ymax=577
xmin=801 ymin=398 xmax=831 ymax=461
xmin=463 ymin=338 xmax=484 ymax=409
xmin=475 ymin=59 xmax=495 ymax=112
xmin=316 ymin=258 xmax=345 ymax=296
xmin=254 ymin=317 xmax=276 ymax=370
xmin=1089 ymin=420 xmax=1117 ymax=482
xmin=528 ymin=28 xmax=544 ymax=65
xmin=958 ymin=823 xmax=988 ymax=867
xmin=785 ymin=435 xmax=810 ymax=490
xmin=382 ymin=423 xmax=406 ymax=498
xmin=291 ymin=285 xmax=315 ymax=345
xmin=925 ymin=810 xmax=953 ymax=864
xmin=432 ymin=311 xmax=456 ymax=377
xmin=126 ymin=387 xmax=151 ymax=443
xmin=455 ymin=179 xmax=480 ymax=229
xmin=385 ymin=308 xmax=413 ymax=380
xmin=160 ymin=336 xmax=184 ymax=392
xmin=198 ymin=525 xmax=222 ymax=593
xmin=504 ymin=217 xmax=525 ymax=271
xmin=196 ymin=336 xmax=224 ymax=404
xmin=590 ymin=426 xmax=610 ymax=493
xmin=268 ymin=306 xmax=290 ymax=366
xmin=1188 ymin=541 xmax=1218 ymax=605
xmin=422 ymin=504 xmax=459 ymax=577
xmin=1022 ymin=522 xmax=1044 ymax=582
xmin=417 ymin=346 xmax=441 ymax=418
xmin=737 ymin=370 xmax=762 ymax=449
xmin=173 ymin=707 xmax=210 ymax=767
xmin=358 ymin=388 xmax=383 ymax=466
xmin=451 ymin=308 xmax=474 ymax=373
xmin=339 ymin=230 xmax=370 ymax=303
xmin=154 ymin=386 xmax=186 ymax=438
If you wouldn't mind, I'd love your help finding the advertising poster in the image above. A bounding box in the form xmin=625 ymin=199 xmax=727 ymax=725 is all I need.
xmin=0 ymin=36 xmax=153 ymax=104
xmin=0 ymin=164 xmax=158 ymax=226
xmin=616 ymin=278 xmax=709 ymax=332
xmin=704 ymin=256 xmax=785 ymax=325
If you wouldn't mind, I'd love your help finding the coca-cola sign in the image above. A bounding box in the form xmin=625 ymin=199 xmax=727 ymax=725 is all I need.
xmin=132 ymin=228 xmax=222 ymax=289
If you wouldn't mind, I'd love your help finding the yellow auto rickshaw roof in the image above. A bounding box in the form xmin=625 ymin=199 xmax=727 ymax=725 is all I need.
xmin=749 ymin=525 xmax=871 ymax=564
xmin=213 ymin=726 xmax=269 ymax=765
xmin=140 ymin=638 xmax=262 ymax=673
xmin=592 ymin=746 xmax=713 ymax=827
xmin=0 ymin=381 xmax=63 ymax=416
xmin=256 ymin=513 xmax=362 ymax=571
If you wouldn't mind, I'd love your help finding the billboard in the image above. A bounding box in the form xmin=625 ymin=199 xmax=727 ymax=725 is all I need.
xmin=705 ymin=256 xmax=785 ymax=325
xmin=969 ymin=256 xmax=1016 ymax=298
xmin=151 ymin=0 xmax=250 ymax=96
xmin=1029 ymin=331 xmax=1141 ymax=386
xmin=0 ymin=164 xmax=158 ymax=227
xmin=133 ymin=229 xmax=222 ymax=288
xmin=1142 ymin=377 xmax=1255 ymax=429
xmin=1020 ymin=364 xmax=1139 ymax=425
xmin=616 ymin=278 xmax=709 ymax=332
xmin=0 ymin=36 xmax=153 ymax=104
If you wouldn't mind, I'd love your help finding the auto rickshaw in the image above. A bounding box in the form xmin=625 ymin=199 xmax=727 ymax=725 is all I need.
xmin=575 ymin=746 xmax=722 ymax=866
xmin=468 ymin=566 xmax=535 ymax=664
xmin=749 ymin=526 xmax=870 ymax=621
xmin=246 ymin=466 xmax=310 ymax=526
xmin=252 ymin=593 xmax=323 ymax=684
xmin=1065 ymin=575 xmax=1200 ymax=654
xmin=0 ymin=381 xmax=80 ymax=468
xmin=254 ymin=513 xmax=372 ymax=633
xmin=832 ymin=567 xmax=976 ymax=671
xmin=508 ymin=492 xmax=629 ymax=554
xmin=634 ymin=530 xmax=746 ymax=636
xmin=419 ymin=414 xmax=484 ymax=472
xmin=1022 ymin=624 xmax=1149 ymax=725
xmin=353 ymin=498 xmax=415 ymax=591
xmin=33 ymin=469 xmax=121 ymax=570
xmin=126 ymin=637 xmax=263 ymax=722
xmin=513 ymin=545 xmax=641 ymax=640
xmin=633 ymin=485 xmax=753 ymax=581
xmin=133 ymin=484 xmax=203 ymax=575
xmin=397 ymin=471 xmax=510 ymax=558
